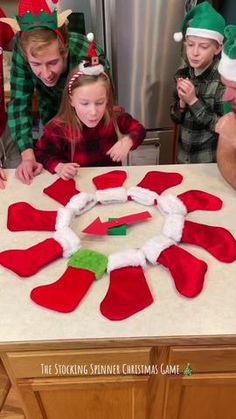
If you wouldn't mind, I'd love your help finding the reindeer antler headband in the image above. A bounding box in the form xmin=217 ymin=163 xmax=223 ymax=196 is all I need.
xmin=0 ymin=0 xmax=71 ymax=33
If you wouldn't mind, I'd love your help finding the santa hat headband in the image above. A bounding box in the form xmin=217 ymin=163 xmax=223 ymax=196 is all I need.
xmin=68 ymin=33 xmax=108 ymax=95
xmin=0 ymin=0 xmax=71 ymax=33
xmin=174 ymin=1 xmax=225 ymax=43
xmin=218 ymin=25 xmax=236 ymax=82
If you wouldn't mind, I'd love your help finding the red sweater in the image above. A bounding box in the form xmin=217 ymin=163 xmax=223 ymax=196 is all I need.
xmin=35 ymin=113 xmax=146 ymax=172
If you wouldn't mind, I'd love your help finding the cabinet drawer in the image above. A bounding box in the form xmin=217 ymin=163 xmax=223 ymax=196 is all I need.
xmin=6 ymin=347 xmax=152 ymax=378
xmin=169 ymin=346 xmax=236 ymax=373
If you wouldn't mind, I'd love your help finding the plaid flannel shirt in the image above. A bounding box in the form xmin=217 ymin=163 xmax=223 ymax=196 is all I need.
xmin=34 ymin=113 xmax=146 ymax=172
xmin=8 ymin=32 xmax=110 ymax=153
xmin=170 ymin=58 xmax=225 ymax=163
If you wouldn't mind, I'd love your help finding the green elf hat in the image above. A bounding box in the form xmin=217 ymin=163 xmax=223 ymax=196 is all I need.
xmin=174 ymin=1 xmax=225 ymax=44
xmin=218 ymin=25 xmax=236 ymax=82
xmin=0 ymin=0 xmax=71 ymax=33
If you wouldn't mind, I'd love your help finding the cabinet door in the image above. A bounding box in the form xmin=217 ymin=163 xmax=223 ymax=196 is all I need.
xmin=5 ymin=347 xmax=153 ymax=419
xmin=163 ymin=346 xmax=236 ymax=419
xmin=18 ymin=375 xmax=149 ymax=419
xmin=163 ymin=373 xmax=236 ymax=419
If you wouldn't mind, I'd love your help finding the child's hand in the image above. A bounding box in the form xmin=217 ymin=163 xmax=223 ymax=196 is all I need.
xmin=177 ymin=78 xmax=198 ymax=106
xmin=55 ymin=163 xmax=80 ymax=180
xmin=107 ymin=136 xmax=133 ymax=162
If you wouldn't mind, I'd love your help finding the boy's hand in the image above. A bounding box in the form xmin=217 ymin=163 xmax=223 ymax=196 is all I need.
xmin=177 ymin=78 xmax=198 ymax=106
xmin=16 ymin=160 xmax=43 ymax=184
xmin=55 ymin=162 xmax=80 ymax=180
xmin=107 ymin=136 xmax=133 ymax=162
xmin=215 ymin=112 xmax=236 ymax=145
xmin=0 ymin=168 xmax=7 ymax=189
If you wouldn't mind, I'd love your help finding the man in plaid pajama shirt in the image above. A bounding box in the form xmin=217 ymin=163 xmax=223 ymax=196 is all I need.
xmin=2 ymin=1 xmax=110 ymax=184
xmin=216 ymin=25 xmax=236 ymax=190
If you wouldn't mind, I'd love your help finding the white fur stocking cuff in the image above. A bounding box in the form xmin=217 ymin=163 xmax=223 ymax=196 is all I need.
xmin=127 ymin=186 xmax=159 ymax=206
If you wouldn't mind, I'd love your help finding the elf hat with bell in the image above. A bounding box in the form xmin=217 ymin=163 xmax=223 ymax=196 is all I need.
xmin=79 ymin=33 xmax=105 ymax=76
xmin=218 ymin=25 xmax=236 ymax=82
xmin=174 ymin=1 xmax=225 ymax=44
xmin=0 ymin=0 xmax=71 ymax=33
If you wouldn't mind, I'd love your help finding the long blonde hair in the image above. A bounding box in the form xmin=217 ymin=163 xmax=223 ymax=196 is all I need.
xmin=54 ymin=68 xmax=116 ymax=160
xmin=19 ymin=26 xmax=68 ymax=59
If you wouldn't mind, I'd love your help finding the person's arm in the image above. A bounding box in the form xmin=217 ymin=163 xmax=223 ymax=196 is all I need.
xmin=216 ymin=112 xmax=236 ymax=190
xmin=35 ymin=122 xmax=70 ymax=173
xmin=217 ymin=136 xmax=236 ymax=189
xmin=106 ymin=113 xmax=146 ymax=162
xmin=170 ymin=79 xmax=186 ymax=124
xmin=7 ymin=34 xmax=35 ymax=153
xmin=117 ymin=112 xmax=146 ymax=149
xmin=7 ymin=35 xmax=43 ymax=184
xmin=182 ymin=79 xmax=225 ymax=132
xmin=0 ymin=165 xmax=7 ymax=189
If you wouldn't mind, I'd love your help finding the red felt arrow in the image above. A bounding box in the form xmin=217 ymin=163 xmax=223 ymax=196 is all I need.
xmin=82 ymin=211 xmax=152 ymax=235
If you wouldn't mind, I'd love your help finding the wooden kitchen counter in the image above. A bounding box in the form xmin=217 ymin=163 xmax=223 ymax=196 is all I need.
xmin=0 ymin=164 xmax=235 ymax=419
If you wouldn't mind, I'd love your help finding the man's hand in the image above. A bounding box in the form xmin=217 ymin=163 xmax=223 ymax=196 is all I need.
xmin=15 ymin=149 xmax=43 ymax=184
xmin=0 ymin=168 xmax=6 ymax=189
xmin=107 ymin=136 xmax=133 ymax=162
xmin=177 ymin=78 xmax=198 ymax=106
xmin=215 ymin=112 xmax=236 ymax=146
xmin=15 ymin=159 xmax=43 ymax=184
xmin=55 ymin=162 xmax=80 ymax=180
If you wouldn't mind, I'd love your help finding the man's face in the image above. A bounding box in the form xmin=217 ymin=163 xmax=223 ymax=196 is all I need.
xmin=185 ymin=36 xmax=221 ymax=71
xmin=221 ymin=76 xmax=236 ymax=112
xmin=26 ymin=39 xmax=67 ymax=87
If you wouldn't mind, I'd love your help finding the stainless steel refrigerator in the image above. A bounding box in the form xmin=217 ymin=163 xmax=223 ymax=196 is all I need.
xmin=61 ymin=0 xmax=191 ymax=164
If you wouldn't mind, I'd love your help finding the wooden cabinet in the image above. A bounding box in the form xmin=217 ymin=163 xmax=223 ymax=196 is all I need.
xmin=1 ymin=342 xmax=236 ymax=419
xmin=162 ymin=346 xmax=236 ymax=419
xmin=2 ymin=347 xmax=157 ymax=419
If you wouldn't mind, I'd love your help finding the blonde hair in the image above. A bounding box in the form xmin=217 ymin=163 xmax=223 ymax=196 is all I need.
xmin=19 ymin=26 xmax=68 ymax=59
xmin=54 ymin=69 xmax=115 ymax=160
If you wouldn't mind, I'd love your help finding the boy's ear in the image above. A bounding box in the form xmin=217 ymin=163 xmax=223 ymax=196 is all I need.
xmin=215 ymin=43 xmax=223 ymax=56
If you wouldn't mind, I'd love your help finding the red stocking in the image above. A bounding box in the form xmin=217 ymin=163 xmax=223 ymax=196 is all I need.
xmin=182 ymin=221 xmax=236 ymax=263
xmin=0 ymin=228 xmax=80 ymax=277
xmin=100 ymin=249 xmax=153 ymax=320
xmin=31 ymin=248 xmax=108 ymax=313
xmin=163 ymin=216 xmax=236 ymax=263
xmin=127 ymin=171 xmax=183 ymax=205
xmin=92 ymin=170 xmax=128 ymax=204
xmin=158 ymin=190 xmax=222 ymax=215
xmin=7 ymin=202 xmax=57 ymax=231
xmin=43 ymin=178 xmax=79 ymax=206
xmin=142 ymin=235 xmax=207 ymax=298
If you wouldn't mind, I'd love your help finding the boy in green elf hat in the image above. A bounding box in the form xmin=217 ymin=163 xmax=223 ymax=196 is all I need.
xmin=0 ymin=0 xmax=110 ymax=185
xmin=170 ymin=1 xmax=225 ymax=164
xmin=216 ymin=25 xmax=236 ymax=190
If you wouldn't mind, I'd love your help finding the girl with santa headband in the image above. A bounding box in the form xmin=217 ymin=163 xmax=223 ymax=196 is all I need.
xmin=34 ymin=34 xmax=145 ymax=180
